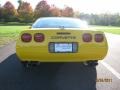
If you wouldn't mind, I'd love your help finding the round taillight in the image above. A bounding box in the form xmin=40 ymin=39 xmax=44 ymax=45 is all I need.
xmin=21 ymin=33 xmax=32 ymax=42
xmin=95 ymin=34 xmax=104 ymax=42
xmin=34 ymin=33 xmax=44 ymax=42
xmin=82 ymin=33 xmax=92 ymax=42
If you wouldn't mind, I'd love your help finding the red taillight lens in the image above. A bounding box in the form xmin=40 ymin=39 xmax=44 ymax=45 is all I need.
xmin=82 ymin=33 xmax=92 ymax=42
xmin=95 ymin=34 xmax=104 ymax=42
xmin=21 ymin=33 xmax=32 ymax=42
xmin=34 ymin=33 xmax=44 ymax=42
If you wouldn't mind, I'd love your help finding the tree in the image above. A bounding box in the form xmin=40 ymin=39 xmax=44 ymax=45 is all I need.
xmin=61 ymin=6 xmax=74 ymax=17
xmin=3 ymin=1 xmax=17 ymax=22
xmin=17 ymin=2 xmax=33 ymax=23
xmin=79 ymin=13 xmax=120 ymax=26
xmin=0 ymin=6 xmax=4 ymax=21
xmin=17 ymin=0 xmax=23 ymax=12
xmin=34 ymin=0 xmax=50 ymax=19
xmin=49 ymin=5 xmax=60 ymax=16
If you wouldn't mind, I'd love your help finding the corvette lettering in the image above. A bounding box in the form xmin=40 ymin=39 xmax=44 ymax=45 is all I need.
xmin=51 ymin=36 xmax=76 ymax=39
xmin=56 ymin=32 xmax=71 ymax=35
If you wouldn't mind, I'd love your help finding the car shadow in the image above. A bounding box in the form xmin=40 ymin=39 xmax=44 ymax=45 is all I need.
xmin=0 ymin=54 xmax=97 ymax=90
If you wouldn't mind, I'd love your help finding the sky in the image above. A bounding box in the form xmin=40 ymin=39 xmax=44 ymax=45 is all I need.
xmin=0 ymin=0 xmax=120 ymax=14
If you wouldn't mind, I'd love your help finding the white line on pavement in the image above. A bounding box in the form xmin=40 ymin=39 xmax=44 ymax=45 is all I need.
xmin=100 ymin=61 xmax=120 ymax=79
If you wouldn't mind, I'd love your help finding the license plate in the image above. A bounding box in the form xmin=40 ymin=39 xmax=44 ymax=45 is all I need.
xmin=49 ymin=42 xmax=78 ymax=53
xmin=55 ymin=43 xmax=72 ymax=52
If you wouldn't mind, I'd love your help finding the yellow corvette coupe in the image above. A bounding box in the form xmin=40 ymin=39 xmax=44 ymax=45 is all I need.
xmin=16 ymin=17 xmax=108 ymax=67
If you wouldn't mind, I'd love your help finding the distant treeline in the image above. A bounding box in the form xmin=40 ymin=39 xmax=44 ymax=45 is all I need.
xmin=79 ymin=13 xmax=120 ymax=26
xmin=0 ymin=0 xmax=120 ymax=26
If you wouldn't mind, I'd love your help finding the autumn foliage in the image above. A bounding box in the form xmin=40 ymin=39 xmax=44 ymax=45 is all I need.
xmin=17 ymin=2 xmax=33 ymax=22
xmin=2 ymin=1 xmax=17 ymax=22
xmin=0 ymin=0 xmax=74 ymax=22
xmin=61 ymin=6 xmax=74 ymax=17
xmin=49 ymin=5 xmax=61 ymax=16
xmin=34 ymin=0 xmax=50 ymax=20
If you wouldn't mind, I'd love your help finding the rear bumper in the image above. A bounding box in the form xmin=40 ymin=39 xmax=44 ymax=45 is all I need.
xmin=16 ymin=45 xmax=108 ymax=62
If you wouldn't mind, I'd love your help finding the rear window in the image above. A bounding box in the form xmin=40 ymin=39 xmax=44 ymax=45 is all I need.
xmin=32 ymin=17 xmax=88 ymax=28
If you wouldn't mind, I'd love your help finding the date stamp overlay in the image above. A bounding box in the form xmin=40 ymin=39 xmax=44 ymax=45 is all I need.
xmin=96 ymin=78 xmax=112 ymax=83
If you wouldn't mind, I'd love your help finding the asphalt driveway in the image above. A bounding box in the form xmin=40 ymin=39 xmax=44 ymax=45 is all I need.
xmin=0 ymin=33 xmax=120 ymax=90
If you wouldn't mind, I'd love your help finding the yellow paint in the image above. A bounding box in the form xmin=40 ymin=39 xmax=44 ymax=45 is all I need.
xmin=16 ymin=29 xmax=108 ymax=62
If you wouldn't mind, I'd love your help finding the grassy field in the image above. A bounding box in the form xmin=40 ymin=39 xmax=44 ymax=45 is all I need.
xmin=0 ymin=26 xmax=29 ymax=47
xmin=91 ymin=25 xmax=120 ymax=34
xmin=0 ymin=25 xmax=120 ymax=47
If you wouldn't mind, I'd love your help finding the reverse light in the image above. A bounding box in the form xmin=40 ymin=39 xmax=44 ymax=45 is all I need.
xmin=95 ymin=34 xmax=104 ymax=42
xmin=34 ymin=33 xmax=44 ymax=42
xmin=21 ymin=33 xmax=32 ymax=42
xmin=82 ymin=33 xmax=92 ymax=42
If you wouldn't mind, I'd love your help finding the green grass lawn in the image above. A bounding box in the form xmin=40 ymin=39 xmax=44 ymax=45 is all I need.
xmin=99 ymin=29 xmax=120 ymax=34
xmin=91 ymin=25 xmax=120 ymax=34
xmin=0 ymin=26 xmax=29 ymax=47
xmin=0 ymin=25 xmax=120 ymax=47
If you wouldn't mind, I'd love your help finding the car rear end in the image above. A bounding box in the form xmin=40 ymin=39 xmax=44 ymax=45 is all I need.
xmin=16 ymin=29 xmax=108 ymax=62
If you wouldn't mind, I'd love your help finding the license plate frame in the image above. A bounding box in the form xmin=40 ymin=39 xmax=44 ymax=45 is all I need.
xmin=49 ymin=42 xmax=78 ymax=53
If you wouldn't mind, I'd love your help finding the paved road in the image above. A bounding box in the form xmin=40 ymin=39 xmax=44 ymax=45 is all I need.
xmin=0 ymin=41 xmax=15 ymax=63
xmin=0 ymin=33 xmax=120 ymax=90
